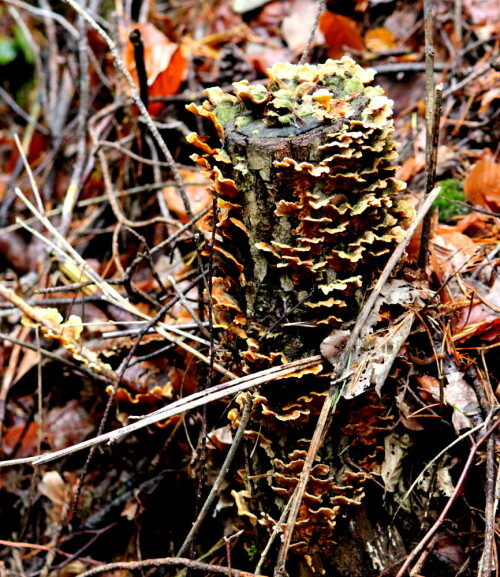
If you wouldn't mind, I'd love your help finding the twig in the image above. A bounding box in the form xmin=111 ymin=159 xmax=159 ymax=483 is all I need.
xmin=129 ymin=28 xmax=149 ymax=110
xmin=60 ymin=0 xmax=195 ymax=224
xmin=454 ymin=0 xmax=463 ymax=48
xmin=408 ymin=534 xmax=439 ymax=577
xmin=373 ymin=61 xmax=447 ymax=74
xmin=168 ymin=274 xmax=211 ymax=340
xmin=395 ymin=415 xmax=500 ymax=577
xmin=274 ymin=187 xmax=441 ymax=577
xmin=12 ymin=189 xmax=232 ymax=376
xmin=76 ymin=557 xmax=265 ymax=577
xmin=442 ymin=63 xmax=490 ymax=98
xmin=0 ymin=86 xmax=49 ymax=134
xmin=2 ymin=0 xmax=80 ymax=38
xmin=478 ymin=434 xmax=496 ymax=577
xmin=0 ymin=356 xmax=322 ymax=468
xmin=418 ymin=0 xmax=443 ymax=269
xmin=176 ymin=393 xmax=254 ymax=557
xmin=60 ymin=5 xmax=90 ymax=236
xmin=297 ymin=0 xmax=325 ymax=65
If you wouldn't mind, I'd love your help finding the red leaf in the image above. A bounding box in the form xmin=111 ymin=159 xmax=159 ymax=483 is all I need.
xmin=319 ymin=12 xmax=364 ymax=59
xmin=122 ymin=23 xmax=186 ymax=115
xmin=464 ymin=156 xmax=500 ymax=211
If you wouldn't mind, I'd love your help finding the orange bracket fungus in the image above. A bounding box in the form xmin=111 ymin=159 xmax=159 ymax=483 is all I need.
xmin=187 ymin=58 xmax=414 ymax=567
xmin=188 ymin=57 xmax=413 ymax=364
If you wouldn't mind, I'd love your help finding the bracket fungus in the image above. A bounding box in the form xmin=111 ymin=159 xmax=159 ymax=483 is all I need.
xmin=188 ymin=57 xmax=414 ymax=561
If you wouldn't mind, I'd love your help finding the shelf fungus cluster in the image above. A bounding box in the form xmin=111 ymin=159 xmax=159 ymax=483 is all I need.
xmin=188 ymin=58 xmax=414 ymax=558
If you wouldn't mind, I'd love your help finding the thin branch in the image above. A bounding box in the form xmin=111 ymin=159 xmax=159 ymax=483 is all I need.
xmin=76 ymin=557 xmax=265 ymax=577
xmin=176 ymin=392 xmax=254 ymax=557
xmin=478 ymin=434 xmax=496 ymax=577
xmin=395 ymin=416 xmax=500 ymax=577
xmin=60 ymin=4 xmax=90 ymax=236
xmin=418 ymin=0 xmax=443 ymax=269
xmin=298 ymin=0 xmax=325 ymax=65
xmin=0 ymin=356 xmax=322 ymax=468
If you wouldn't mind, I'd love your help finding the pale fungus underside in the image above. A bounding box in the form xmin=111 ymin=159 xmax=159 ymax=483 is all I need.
xmin=187 ymin=58 xmax=414 ymax=564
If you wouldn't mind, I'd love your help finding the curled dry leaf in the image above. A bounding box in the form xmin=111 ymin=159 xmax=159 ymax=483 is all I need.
xmin=431 ymin=226 xmax=479 ymax=280
xmin=162 ymin=168 xmax=212 ymax=223
xmin=122 ymin=23 xmax=186 ymax=115
xmin=417 ymin=372 xmax=480 ymax=433
xmin=463 ymin=156 xmax=500 ymax=211
xmin=365 ymin=28 xmax=396 ymax=52
xmin=282 ymin=0 xmax=325 ymax=54
xmin=207 ymin=425 xmax=233 ymax=451
xmin=38 ymin=470 xmax=77 ymax=523
xmin=319 ymin=12 xmax=364 ymax=59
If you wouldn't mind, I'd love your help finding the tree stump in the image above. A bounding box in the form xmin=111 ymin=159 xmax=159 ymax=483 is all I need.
xmin=188 ymin=58 xmax=414 ymax=576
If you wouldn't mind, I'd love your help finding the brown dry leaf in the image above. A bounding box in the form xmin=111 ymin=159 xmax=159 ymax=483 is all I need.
xmin=122 ymin=23 xmax=186 ymax=115
xmin=464 ymin=156 xmax=500 ymax=211
xmin=463 ymin=0 xmax=500 ymax=24
xmin=282 ymin=0 xmax=325 ymax=54
xmin=381 ymin=432 xmax=413 ymax=492
xmin=45 ymin=400 xmax=95 ymax=451
xmin=345 ymin=312 xmax=414 ymax=399
xmin=2 ymin=400 xmax=95 ymax=457
xmin=162 ymin=168 xmax=212 ymax=223
xmin=417 ymin=372 xmax=480 ymax=432
xmin=208 ymin=425 xmax=233 ymax=451
xmin=38 ymin=471 xmax=77 ymax=523
xmin=444 ymin=372 xmax=481 ymax=432
xmin=319 ymin=12 xmax=364 ymax=59
xmin=365 ymin=28 xmax=396 ymax=52
xmin=396 ymin=156 xmax=425 ymax=184
xmin=2 ymin=421 xmax=40 ymax=457
xmin=454 ymin=276 xmax=500 ymax=342
xmin=431 ymin=227 xmax=479 ymax=279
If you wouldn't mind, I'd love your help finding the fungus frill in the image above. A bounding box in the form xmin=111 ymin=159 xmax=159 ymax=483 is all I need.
xmin=187 ymin=57 xmax=414 ymax=560
xmin=188 ymin=57 xmax=413 ymax=363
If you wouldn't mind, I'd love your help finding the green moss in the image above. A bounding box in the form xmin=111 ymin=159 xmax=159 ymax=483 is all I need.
xmin=434 ymin=179 xmax=468 ymax=221
xmin=344 ymin=78 xmax=363 ymax=94
xmin=235 ymin=115 xmax=252 ymax=128
xmin=213 ymin=100 xmax=240 ymax=126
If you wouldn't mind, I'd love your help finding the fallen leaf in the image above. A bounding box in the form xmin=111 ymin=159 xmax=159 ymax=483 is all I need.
xmin=365 ymin=28 xmax=396 ymax=52
xmin=122 ymin=23 xmax=186 ymax=115
xmin=162 ymin=168 xmax=212 ymax=223
xmin=381 ymin=432 xmax=413 ymax=492
xmin=319 ymin=12 xmax=364 ymax=59
xmin=282 ymin=0 xmax=325 ymax=54
xmin=463 ymin=0 xmax=500 ymax=24
xmin=431 ymin=227 xmax=479 ymax=279
xmin=464 ymin=156 xmax=500 ymax=211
